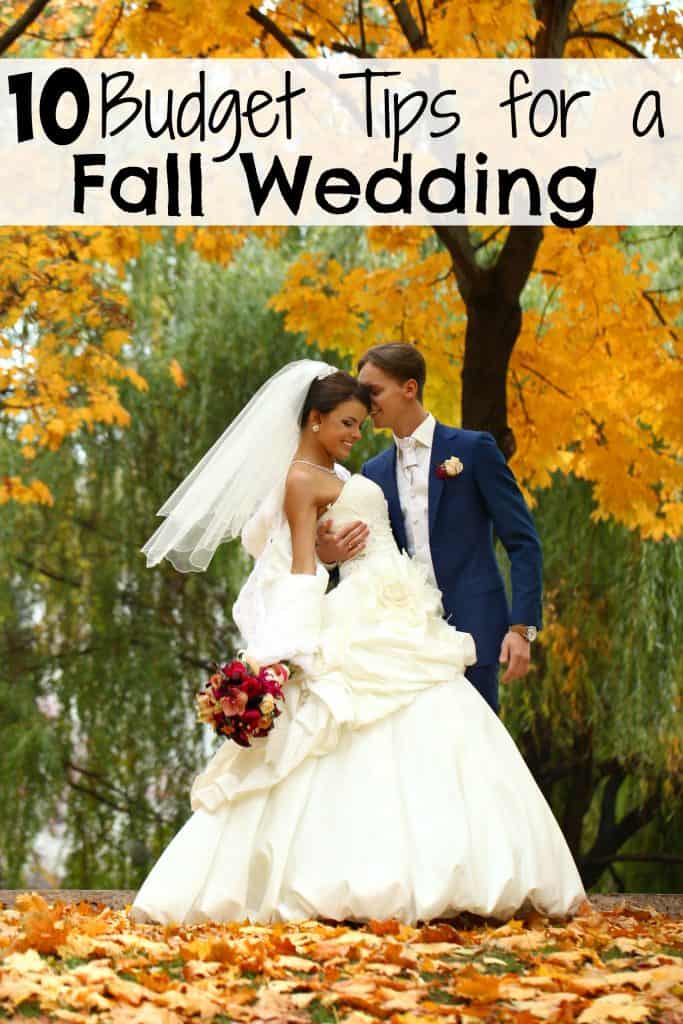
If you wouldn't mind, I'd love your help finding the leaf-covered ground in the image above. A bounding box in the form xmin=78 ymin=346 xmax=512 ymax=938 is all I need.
xmin=0 ymin=894 xmax=681 ymax=1023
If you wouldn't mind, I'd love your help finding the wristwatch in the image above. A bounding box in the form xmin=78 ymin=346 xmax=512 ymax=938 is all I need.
xmin=510 ymin=625 xmax=537 ymax=643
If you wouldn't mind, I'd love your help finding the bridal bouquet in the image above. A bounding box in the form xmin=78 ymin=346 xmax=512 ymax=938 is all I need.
xmin=196 ymin=657 xmax=288 ymax=747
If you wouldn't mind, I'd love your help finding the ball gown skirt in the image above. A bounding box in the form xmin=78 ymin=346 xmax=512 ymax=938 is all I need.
xmin=131 ymin=474 xmax=585 ymax=925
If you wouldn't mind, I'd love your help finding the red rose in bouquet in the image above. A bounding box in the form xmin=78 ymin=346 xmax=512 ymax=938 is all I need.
xmin=196 ymin=656 xmax=289 ymax=747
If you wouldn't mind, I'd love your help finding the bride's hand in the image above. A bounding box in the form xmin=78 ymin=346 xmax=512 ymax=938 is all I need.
xmin=316 ymin=519 xmax=369 ymax=564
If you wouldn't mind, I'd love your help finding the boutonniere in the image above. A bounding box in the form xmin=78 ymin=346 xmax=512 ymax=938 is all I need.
xmin=436 ymin=456 xmax=464 ymax=480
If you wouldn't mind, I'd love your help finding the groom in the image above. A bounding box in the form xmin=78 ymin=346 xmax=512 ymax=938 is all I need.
xmin=318 ymin=343 xmax=542 ymax=714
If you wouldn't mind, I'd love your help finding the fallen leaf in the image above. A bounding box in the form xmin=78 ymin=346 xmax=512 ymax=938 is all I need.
xmin=577 ymin=993 xmax=651 ymax=1022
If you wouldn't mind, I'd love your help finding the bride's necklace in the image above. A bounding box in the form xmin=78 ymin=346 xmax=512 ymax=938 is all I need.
xmin=291 ymin=458 xmax=337 ymax=476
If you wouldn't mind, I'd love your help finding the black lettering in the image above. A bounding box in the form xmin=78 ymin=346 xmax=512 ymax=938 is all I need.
xmin=209 ymin=90 xmax=240 ymax=162
xmin=500 ymin=70 xmax=589 ymax=139
xmin=548 ymin=165 xmax=595 ymax=227
xmin=240 ymin=153 xmax=312 ymax=215
xmin=145 ymin=88 xmax=175 ymax=140
xmin=8 ymin=72 xmax=34 ymax=142
xmin=366 ymin=153 xmax=412 ymax=214
xmin=429 ymin=89 xmax=460 ymax=138
xmin=40 ymin=67 xmax=89 ymax=145
xmin=277 ymin=70 xmax=306 ymax=140
xmin=633 ymin=89 xmax=664 ymax=138
xmin=73 ymin=154 xmax=105 ymax=214
xmin=189 ymin=152 xmax=203 ymax=216
xmin=101 ymin=71 xmax=141 ymax=137
xmin=418 ymin=155 xmax=465 ymax=213
xmin=498 ymin=167 xmax=541 ymax=216
xmin=338 ymin=69 xmax=402 ymax=137
xmin=167 ymin=153 xmax=180 ymax=216
xmin=475 ymin=152 xmax=488 ymax=214
xmin=315 ymin=168 xmax=361 ymax=215
xmin=392 ymin=89 xmax=428 ymax=161
xmin=177 ymin=70 xmax=206 ymax=139
xmin=111 ymin=165 xmax=157 ymax=215
xmin=529 ymin=89 xmax=559 ymax=137
xmin=499 ymin=69 xmax=533 ymax=139
xmin=244 ymin=90 xmax=278 ymax=137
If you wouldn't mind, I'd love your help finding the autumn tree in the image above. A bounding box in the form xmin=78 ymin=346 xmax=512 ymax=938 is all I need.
xmin=1 ymin=0 xmax=681 ymax=538
xmin=1 ymin=1 xmax=682 ymax=888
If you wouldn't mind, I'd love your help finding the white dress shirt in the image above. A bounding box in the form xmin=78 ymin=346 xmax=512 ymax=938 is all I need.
xmin=394 ymin=413 xmax=438 ymax=589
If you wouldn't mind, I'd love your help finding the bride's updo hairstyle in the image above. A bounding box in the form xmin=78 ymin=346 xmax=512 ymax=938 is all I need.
xmin=299 ymin=371 xmax=371 ymax=427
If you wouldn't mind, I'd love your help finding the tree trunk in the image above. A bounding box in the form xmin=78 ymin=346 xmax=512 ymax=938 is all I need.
xmin=444 ymin=225 xmax=542 ymax=458
xmin=461 ymin=289 xmax=522 ymax=460
xmin=534 ymin=1 xmax=576 ymax=58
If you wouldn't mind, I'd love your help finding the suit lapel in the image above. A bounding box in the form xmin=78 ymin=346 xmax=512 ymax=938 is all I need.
xmin=428 ymin=422 xmax=453 ymax=539
xmin=379 ymin=446 xmax=407 ymax=552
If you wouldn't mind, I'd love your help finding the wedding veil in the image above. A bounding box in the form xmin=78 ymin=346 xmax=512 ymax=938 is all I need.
xmin=141 ymin=359 xmax=337 ymax=572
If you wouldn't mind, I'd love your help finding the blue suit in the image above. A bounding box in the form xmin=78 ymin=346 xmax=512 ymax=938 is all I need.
xmin=362 ymin=422 xmax=543 ymax=713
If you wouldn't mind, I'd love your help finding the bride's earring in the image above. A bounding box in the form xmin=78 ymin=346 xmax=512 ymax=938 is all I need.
xmin=312 ymin=424 xmax=320 ymax=433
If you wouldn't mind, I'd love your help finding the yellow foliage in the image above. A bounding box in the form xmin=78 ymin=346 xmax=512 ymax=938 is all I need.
xmin=169 ymin=358 xmax=187 ymax=388
xmin=0 ymin=475 xmax=54 ymax=506
xmin=0 ymin=226 xmax=149 ymax=475
xmin=3 ymin=0 xmax=679 ymax=62
xmin=1 ymin=1 xmax=681 ymax=542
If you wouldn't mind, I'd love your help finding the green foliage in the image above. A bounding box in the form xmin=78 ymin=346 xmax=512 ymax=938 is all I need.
xmin=501 ymin=474 xmax=683 ymax=891
xmin=0 ymin=232 xmax=381 ymax=888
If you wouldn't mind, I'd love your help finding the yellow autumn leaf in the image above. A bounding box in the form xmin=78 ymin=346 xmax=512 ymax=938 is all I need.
xmin=168 ymin=358 xmax=187 ymax=389
xmin=577 ymin=993 xmax=651 ymax=1023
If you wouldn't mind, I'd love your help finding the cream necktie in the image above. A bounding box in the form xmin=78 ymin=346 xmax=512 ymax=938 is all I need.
xmin=397 ymin=436 xmax=419 ymax=485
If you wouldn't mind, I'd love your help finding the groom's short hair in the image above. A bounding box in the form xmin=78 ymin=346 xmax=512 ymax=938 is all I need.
xmin=358 ymin=343 xmax=426 ymax=402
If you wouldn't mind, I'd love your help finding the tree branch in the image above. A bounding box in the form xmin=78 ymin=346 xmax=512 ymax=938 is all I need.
xmin=247 ymin=5 xmax=307 ymax=58
xmin=94 ymin=0 xmax=125 ymax=57
xmin=14 ymin=556 xmax=83 ymax=589
xmin=65 ymin=774 xmax=166 ymax=824
xmin=0 ymin=0 xmax=52 ymax=56
xmin=581 ymin=779 xmax=662 ymax=888
xmin=22 ymin=30 xmax=93 ymax=42
xmin=358 ymin=0 xmax=366 ymax=55
xmin=416 ymin=0 xmax=428 ymax=47
xmin=433 ymin=226 xmax=479 ymax=300
xmin=386 ymin=0 xmax=428 ymax=51
xmin=496 ymin=226 xmax=544 ymax=303
xmin=642 ymin=290 xmax=679 ymax=343
xmin=473 ymin=227 xmax=506 ymax=253
xmin=330 ymin=40 xmax=372 ymax=58
xmin=566 ymin=29 xmax=647 ymax=58
xmin=585 ymin=853 xmax=683 ymax=866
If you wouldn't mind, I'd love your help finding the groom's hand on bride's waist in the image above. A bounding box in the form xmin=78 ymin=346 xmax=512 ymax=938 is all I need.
xmin=316 ymin=519 xmax=369 ymax=566
xmin=499 ymin=631 xmax=531 ymax=683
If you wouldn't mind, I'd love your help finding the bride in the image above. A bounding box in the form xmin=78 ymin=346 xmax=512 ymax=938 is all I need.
xmin=132 ymin=360 xmax=585 ymax=925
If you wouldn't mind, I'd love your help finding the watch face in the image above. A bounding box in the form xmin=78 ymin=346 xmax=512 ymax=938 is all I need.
xmin=527 ymin=627 xmax=538 ymax=642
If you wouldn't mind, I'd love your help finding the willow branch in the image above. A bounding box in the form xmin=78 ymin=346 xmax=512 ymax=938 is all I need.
xmin=14 ymin=556 xmax=83 ymax=589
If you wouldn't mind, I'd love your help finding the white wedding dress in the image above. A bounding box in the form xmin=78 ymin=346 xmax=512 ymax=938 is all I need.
xmin=132 ymin=474 xmax=585 ymax=925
